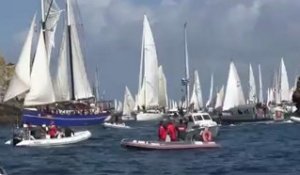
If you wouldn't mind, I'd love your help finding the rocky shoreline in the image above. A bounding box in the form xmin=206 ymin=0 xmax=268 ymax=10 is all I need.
xmin=0 ymin=104 xmax=21 ymax=125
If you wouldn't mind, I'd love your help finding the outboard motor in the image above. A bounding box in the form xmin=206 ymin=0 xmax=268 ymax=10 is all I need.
xmin=0 ymin=167 xmax=8 ymax=175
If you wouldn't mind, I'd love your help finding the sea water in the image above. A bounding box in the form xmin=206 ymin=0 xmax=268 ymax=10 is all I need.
xmin=0 ymin=121 xmax=299 ymax=175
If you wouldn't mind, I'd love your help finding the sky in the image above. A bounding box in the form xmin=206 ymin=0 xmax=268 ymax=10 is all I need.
xmin=1 ymin=0 xmax=300 ymax=102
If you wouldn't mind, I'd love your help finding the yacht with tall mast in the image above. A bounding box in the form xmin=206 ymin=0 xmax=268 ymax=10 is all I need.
xmin=4 ymin=0 xmax=109 ymax=127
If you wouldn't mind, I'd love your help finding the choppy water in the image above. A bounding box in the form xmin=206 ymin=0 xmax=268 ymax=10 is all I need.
xmin=0 ymin=121 xmax=300 ymax=175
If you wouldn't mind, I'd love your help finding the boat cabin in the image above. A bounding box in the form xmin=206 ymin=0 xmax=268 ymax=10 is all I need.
xmin=185 ymin=112 xmax=215 ymax=127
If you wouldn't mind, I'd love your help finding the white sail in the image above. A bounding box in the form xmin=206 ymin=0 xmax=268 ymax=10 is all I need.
xmin=68 ymin=1 xmax=93 ymax=100
xmin=267 ymin=88 xmax=272 ymax=104
xmin=206 ymin=73 xmax=214 ymax=107
xmin=24 ymin=29 xmax=55 ymax=106
xmin=215 ymin=85 xmax=224 ymax=109
xmin=158 ymin=65 xmax=168 ymax=108
xmin=53 ymin=27 xmax=70 ymax=102
xmin=274 ymin=72 xmax=281 ymax=104
xmin=279 ymin=58 xmax=290 ymax=102
xmin=42 ymin=0 xmax=61 ymax=59
xmin=223 ymin=62 xmax=245 ymax=111
xmin=4 ymin=15 xmax=36 ymax=102
xmin=117 ymin=101 xmax=123 ymax=112
xmin=248 ymin=64 xmax=257 ymax=103
xmin=190 ymin=70 xmax=203 ymax=110
xmin=123 ymin=86 xmax=135 ymax=116
xmin=139 ymin=15 xmax=159 ymax=108
xmin=258 ymin=64 xmax=263 ymax=103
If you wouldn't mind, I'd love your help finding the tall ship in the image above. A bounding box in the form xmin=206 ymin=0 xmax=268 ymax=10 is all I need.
xmin=4 ymin=0 xmax=109 ymax=126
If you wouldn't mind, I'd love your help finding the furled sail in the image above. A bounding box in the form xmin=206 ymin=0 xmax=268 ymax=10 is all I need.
xmin=258 ymin=64 xmax=263 ymax=103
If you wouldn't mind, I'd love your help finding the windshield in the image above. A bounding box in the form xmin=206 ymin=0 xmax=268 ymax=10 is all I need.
xmin=194 ymin=115 xmax=203 ymax=121
xmin=203 ymin=115 xmax=211 ymax=120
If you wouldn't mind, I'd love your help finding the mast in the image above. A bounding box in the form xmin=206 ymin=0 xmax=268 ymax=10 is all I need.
xmin=258 ymin=64 xmax=263 ymax=103
xmin=41 ymin=0 xmax=54 ymax=44
xmin=184 ymin=22 xmax=190 ymax=108
xmin=66 ymin=0 xmax=75 ymax=100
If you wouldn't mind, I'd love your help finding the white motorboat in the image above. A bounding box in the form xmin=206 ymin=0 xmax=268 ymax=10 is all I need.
xmin=136 ymin=111 xmax=164 ymax=121
xmin=103 ymin=122 xmax=131 ymax=129
xmin=185 ymin=112 xmax=219 ymax=138
xmin=5 ymin=130 xmax=91 ymax=147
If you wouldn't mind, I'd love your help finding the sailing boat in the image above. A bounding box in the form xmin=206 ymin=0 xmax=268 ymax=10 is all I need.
xmin=214 ymin=86 xmax=225 ymax=110
xmin=122 ymin=86 xmax=135 ymax=120
xmin=258 ymin=64 xmax=263 ymax=103
xmin=205 ymin=73 xmax=215 ymax=111
xmin=248 ymin=64 xmax=257 ymax=104
xmin=221 ymin=62 xmax=271 ymax=124
xmin=135 ymin=15 xmax=163 ymax=121
xmin=189 ymin=70 xmax=203 ymax=111
xmin=4 ymin=0 xmax=108 ymax=126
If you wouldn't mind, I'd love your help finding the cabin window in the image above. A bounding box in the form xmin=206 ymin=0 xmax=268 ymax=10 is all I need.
xmin=203 ymin=115 xmax=211 ymax=120
xmin=188 ymin=116 xmax=193 ymax=122
xmin=194 ymin=115 xmax=203 ymax=121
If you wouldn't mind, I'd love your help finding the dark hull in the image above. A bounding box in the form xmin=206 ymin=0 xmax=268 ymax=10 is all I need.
xmin=22 ymin=109 xmax=109 ymax=127
xmin=220 ymin=116 xmax=272 ymax=125
xmin=121 ymin=139 xmax=220 ymax=150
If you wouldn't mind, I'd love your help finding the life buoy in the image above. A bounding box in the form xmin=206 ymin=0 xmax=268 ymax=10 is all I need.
xmin=202 ymin=130 xmax=212 ymax=142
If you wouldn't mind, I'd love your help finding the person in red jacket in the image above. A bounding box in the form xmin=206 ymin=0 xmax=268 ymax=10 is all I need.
xmin=158 ymin=121 xmax=167 ymax=141
xmin=167 ymin=121 xmax=177 ymax=141
xmin=48 ymin=122 xmax=58 ymax=139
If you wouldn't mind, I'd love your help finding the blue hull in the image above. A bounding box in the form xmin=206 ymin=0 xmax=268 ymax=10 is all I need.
xmin=22 ymin=109 xmax=109 ymax=127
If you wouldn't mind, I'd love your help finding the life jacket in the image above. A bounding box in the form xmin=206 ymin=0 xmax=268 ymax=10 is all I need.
xmin=167 ymin=124 xmax=177 ymax=141
xmin=202 ymin=130 xmax=212 ymax=142
xmin=158 ymin=126 xmax=167 ymax=141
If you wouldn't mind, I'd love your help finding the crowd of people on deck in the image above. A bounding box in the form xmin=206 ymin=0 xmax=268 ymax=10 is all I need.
xmin=158 ymin=118 xmax=213 ymax=142
xmin=38 ymin=102 xmax=112 ymax=116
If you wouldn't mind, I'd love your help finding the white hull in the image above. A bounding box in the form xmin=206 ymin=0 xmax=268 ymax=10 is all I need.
xmin=5 ymin=131 xmax=91 ymax=147
xmin=103 ymin=122 xmax=131 ymax=129
xmin=136 ymin=112 xmax=163 ymax=121
xmin=290 ymin=116 xmax=300 ymax=123
xmin=121 ymin=115 xmax=136 ymax=121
